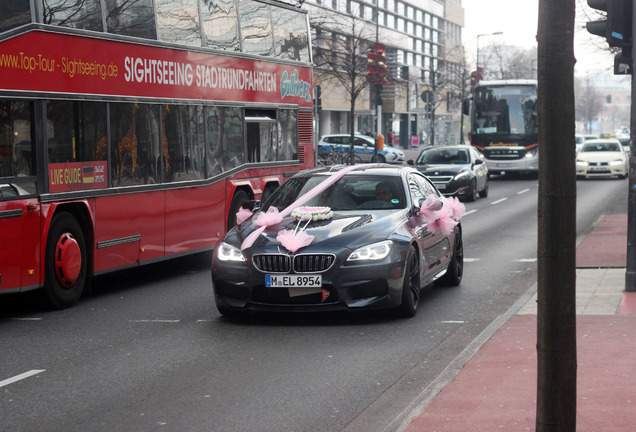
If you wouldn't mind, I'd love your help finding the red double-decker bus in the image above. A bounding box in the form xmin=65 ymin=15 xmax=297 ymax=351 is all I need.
xmin=0 ymin=0 xmax=314 ymax=308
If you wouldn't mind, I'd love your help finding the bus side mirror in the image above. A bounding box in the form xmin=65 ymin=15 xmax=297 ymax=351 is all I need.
xmin=462 ymin=99 xmax=471 ymax=116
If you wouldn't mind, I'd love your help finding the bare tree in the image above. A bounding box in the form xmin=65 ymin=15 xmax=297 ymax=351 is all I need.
xmin=311 ymin=11 xmax=376 ymax=161
xmin=536 ymin=0 xmax=577 ymax=430
xmin=481 ymin=43 xmax=537 ymax=80
xmin=575 ymin=73 xmax=603 ymax=134
xmin=421 ymin=42 xmax=467 ymax=146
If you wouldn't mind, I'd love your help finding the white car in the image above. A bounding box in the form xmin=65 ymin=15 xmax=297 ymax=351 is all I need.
xmin=575 ymin=134 xmax=599 ymax=152
xmin=576 ymin=139 xmax=627 ymax=179
xmin=318 ymin=134 xmax=405 ymax=164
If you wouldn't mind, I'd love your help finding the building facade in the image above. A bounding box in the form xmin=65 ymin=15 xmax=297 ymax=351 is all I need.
xmin=305 ymin=0 xmax=465 ymax=149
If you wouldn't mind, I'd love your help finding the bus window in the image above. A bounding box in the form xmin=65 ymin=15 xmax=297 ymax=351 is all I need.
xmin=246 ymin=110 xmax=278 ymax=163
xmin=238 ymin=0 xmax=274 ymax=56
xmin=156 ymin=0 xmax=202 ymax=47
xmin=164 ymin=105 xmax=205 ymax=182
xmin=1 ymin=100 xmax=34 ymax=178
xmin=272 ymin=8 xmax=310 ymax=62
xmin=104 ymin=0 xmax=156 ymax=39
xmin=46 ymin=101 xmax=107 ymax=164
xmin=206 ymin=106 xmax=245 ymax=175
xmin=200 ymin=0 xmax=240 ymax=51
xmin=278 ymin=109 xmax=298 ymax=161
xmin=0 ymin=1 xmax=31 ymax=34
xmin=110 ymin=103 xmax=160 ymax=186
xmin=42 ymin=0 xmax=103 ymax=31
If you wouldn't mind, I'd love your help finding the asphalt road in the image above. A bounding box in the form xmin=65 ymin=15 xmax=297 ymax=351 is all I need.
xmin=0 ymin=175 xmax=627 ymax=432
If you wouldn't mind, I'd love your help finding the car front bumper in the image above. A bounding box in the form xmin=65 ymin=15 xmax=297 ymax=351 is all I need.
xmin=212 ymin=246 xmax=407 ymax=313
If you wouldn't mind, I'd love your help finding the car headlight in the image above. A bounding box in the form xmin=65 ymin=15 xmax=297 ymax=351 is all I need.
xmin=609 ymin=159 xmax=624 ymax=166
xmin=576 ymin=159 xmax=588 ymax=165
xmin=217 ymin=242 xmax=246 ymax=262
xmin=525 ymin=148 xmax=538 ymax=158
xmin=347 ymin=240 xmax=392 ymax=261
xmin=454 ymin=171 xmax=471 ymax=180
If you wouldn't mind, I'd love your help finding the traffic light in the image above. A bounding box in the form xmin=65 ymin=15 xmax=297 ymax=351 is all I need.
xmin=586 ymin=0 xmax=632 ymax=74
xmin=470 ymin=67 xmax=483 ymax=92
xmin=367 ymin=42 xmax=388 ymax=84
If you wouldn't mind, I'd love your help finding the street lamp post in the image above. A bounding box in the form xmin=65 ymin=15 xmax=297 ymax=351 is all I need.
xmin=476 ymin=31 xmax=503 ymax=70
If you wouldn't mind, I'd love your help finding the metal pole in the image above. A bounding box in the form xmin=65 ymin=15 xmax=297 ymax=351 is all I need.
xmin=626 ymin=5 xmax=636 ymax=291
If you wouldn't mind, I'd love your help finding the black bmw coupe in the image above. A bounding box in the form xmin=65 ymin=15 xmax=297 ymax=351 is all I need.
xmin=211 ymin=164 xmax=464 ymax=318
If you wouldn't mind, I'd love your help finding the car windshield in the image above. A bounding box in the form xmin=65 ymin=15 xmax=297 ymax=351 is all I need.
xmin=582 ymin=142 xmax=621 ymax=152
xmin=264 ymin=174 xmax=406 ymax=211
xmin=417 ymin=148 xmax=469 ymax=164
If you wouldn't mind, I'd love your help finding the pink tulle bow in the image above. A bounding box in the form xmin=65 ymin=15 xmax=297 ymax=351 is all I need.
xmin=418 ymin=194 xmax=444 ymax=222
xmin=255 ymin=207 xmax=283 ymax=227
xmin=445 ymin=196 xmax=466 ymax=220
xmin=427 ymin=209 xmax=458 ymax=236
xmin=277 ymin=229 xmax=315 ymax=253
xmin=236 ymin=208 xmax=253 ymax=225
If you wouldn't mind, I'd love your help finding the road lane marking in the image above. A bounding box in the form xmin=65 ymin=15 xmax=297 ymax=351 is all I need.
xmin=0 ymin=370 xmax=45 ymax=388
xmin=515 ymin=258 xmax=537 ymax=262
xmin=490 ymin=197 xmax=508 ymax=205
xmin=440 ymin=321 xmax=465 ymax=324
xmin=10 ymin=317 xmax=43 ymax=321
xmin=464 ymin=258 xmax=480 ymax=263
xmin=517 ymin=188 xmax=531 ymax=195
xmin=464 ymin=209 xmax=478 ymax=216
xmin=129 ymin=319 xmax=181 ymax=323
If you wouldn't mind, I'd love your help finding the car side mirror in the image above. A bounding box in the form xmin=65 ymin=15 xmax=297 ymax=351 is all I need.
xmin=407 ymin=160 xmax=415 ymax=166
xmin=418 ymin=196 xmax=443 ymax=211
xmin=474 ymin=159 xmax=483 ymax=165
xmin=241 ymin=200 xmax=261 ymax=212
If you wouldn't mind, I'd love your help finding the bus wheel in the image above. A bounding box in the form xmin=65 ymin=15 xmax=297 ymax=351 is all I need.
xmin=43 ymin=212 xmax=87 ymax=309
xmin=227 ymin=190 xmax=251 ymax=230
xmin=261 ymin=183 xmax=279 ymax=203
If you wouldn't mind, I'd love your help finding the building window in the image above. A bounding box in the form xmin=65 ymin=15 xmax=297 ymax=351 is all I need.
xmin=157 ymin=0 xmax=202 ymax=47
xmin=104 ymin=0 xmax=157 ymax=39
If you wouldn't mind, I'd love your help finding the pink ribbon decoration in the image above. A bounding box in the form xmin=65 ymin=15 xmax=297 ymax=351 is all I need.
xmin=277 ymin=229 xmax=315 ymax=253
xmin=255 ymin=207 xmax=283 ymax=227
xmin=427 ymin=205 xmax=459 ymax=236
xmin=241 ymin=164 xmax=374 ymax=250
xmin=445 ymin=196 xmax=466 ymax=219
xmin=418 ymin=194 xmax=444 ymax=223
xmin=235 ymin=208 xmax=253 ymax=225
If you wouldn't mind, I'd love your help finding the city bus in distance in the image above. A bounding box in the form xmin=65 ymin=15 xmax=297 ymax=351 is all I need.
xmin=464 ymin=80 xmax=538 ymax=176
xmin=0 ymin=0 xmax=314 ymax=308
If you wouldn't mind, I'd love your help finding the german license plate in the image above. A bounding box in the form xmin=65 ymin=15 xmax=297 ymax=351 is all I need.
xmin=265 ymin=274 xmax=322 ymax=288
xmin=590 ymin=166 xmax=607 ymax=172
xmin=496 ymin=162 xmax=511 ymax=168
xmin=435 ymin=183 xmax=446 ymax=190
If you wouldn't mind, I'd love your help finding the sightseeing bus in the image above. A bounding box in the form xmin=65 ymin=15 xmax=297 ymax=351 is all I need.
xmin=0 ymin=0 xmax=314 ymax=308
xmin=464 ymin=79 xmax=538 ymax=176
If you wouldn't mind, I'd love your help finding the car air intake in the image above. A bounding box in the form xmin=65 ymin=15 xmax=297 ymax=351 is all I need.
xmin=253 ymin=254 xmax=292 ymax=273
xmin=293 ymin=254 xmax=336 ymax=272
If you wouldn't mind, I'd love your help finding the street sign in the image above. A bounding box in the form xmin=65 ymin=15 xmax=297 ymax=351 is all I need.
xmin=421 ymin=90 xmax=434 ymax=103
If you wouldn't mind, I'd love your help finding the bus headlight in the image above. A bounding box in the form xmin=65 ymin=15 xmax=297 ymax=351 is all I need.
xmin=525 ymin=148 xmax=538 ymax=158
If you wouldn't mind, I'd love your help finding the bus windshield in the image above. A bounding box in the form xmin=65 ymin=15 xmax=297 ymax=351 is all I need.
xmin=472 ymin=85 xmax=537 ymax=136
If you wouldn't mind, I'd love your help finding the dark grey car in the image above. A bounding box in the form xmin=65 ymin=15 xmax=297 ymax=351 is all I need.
xmin=409 ymin=145 xmax=489 ymax=202
xmin=211 ymin=165 xmax=464 ymax=318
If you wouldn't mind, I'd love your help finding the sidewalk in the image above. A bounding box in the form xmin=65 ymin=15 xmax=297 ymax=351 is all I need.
xmin=402 ymin=209 xmax=636 ymax=431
